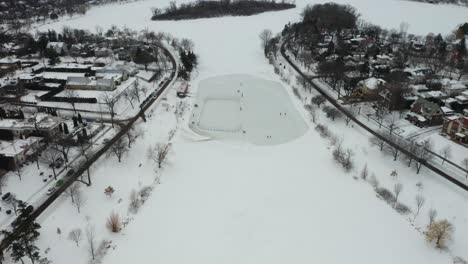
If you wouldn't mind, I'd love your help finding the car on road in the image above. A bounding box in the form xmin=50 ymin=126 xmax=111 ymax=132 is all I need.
xmin=66 ymin=169 xmax=75 ymax=177
xmin=46 ymin=187 xmax=56 ymax=195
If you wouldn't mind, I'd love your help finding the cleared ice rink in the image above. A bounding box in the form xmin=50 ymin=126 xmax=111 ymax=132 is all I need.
xmin=190 ymin=74 xmax=308 ymax=145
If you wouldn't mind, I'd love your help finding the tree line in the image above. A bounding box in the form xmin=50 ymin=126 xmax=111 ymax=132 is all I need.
xmin=151 ymin=0 xmax=295 ymax=20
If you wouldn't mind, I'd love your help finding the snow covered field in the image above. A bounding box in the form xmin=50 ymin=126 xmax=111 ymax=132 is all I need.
xmin=191 ymin=74 xmax=307 ymax=145
xmin=21 ymin=0 xmax=468 ymax=264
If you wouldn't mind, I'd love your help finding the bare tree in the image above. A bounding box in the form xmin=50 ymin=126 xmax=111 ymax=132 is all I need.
xmin=64 ymin=183 xmax=81 ymax=204
xmin=129 ymin=189 xmax=141 ymax=213
xmin=322 ymin=105 xmax=342 ymax=121
xmin=74 ymin=191 xmax=85 ymax=213
xmin=428 ymin=208 xmax=437 ymax=225
xmin=102 ymin=93 xmax=119 ymax=127
xmin=425 ymin=219 xmax=454 ymax=249
xmin=259 ymin=29 xmax=273 ymax=53
xmin=360 ymin=163 xmax=369 ymax=180
xmin=41 ymin=148 xmax=61 ymax=179
xmin=110 ymin=138 xmax=128 ymax=162
xmin=414 ymin=139 xmax=433 ymax=174
xmin=86 ymin=225 xmax=97 ymax=261
xmin=439 ymin=146 xmax=452 ymax=165
xmin=370 ymin=135 xmax=385 ymax=151
xmin=64 ymin=89 xmax=79 ymax=113
xmin=414 ymin=195 xmax=425 ymax=220
xmin=68 ymin=228 xmax=82 ymax=246
xmin=130 ymin=79 xmax=142 ymax=103
xmin=393 ymin=183 xmax=403 ymax=207
xmin=148 ymin=143 xmax=171 ymax=169
xmin=122 ymin=89 xmax=135 ymax=109
xmin=386 ymin=135 xmax=403 ymax=161
xmin=369 ymin=173 xmax=379 ymax=189
xmin=404 ymin=139 xmax=418 ymax=167
xmin=126 ymin=127 xmax=141 ymax=148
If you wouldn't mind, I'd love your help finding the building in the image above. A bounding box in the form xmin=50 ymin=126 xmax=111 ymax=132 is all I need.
xmin=354 ymin=77 xmax=386 ymax=97
xmin=0 ymin=113 xmax=60 ymax=140
xmin=0 ymin=137 xmax=43 ymax=170
xmin=406 ymin=98 xmax=443 ymax=127
xmin=441 ymin=79 xmax=467 ymax=96
xmin=66 ymin=74 xmax=120 ymax=91
xmin=46 ymin=42 xmax=68 ymax=54
xmin=441 ymin=116 xmax=468 ymax=144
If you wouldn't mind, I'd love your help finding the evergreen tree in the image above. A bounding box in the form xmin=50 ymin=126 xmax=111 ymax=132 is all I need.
xmin=77 ymin=113 xmax=83 ymax=124
xmin=82 ymin=128 xmax=88 ymax=138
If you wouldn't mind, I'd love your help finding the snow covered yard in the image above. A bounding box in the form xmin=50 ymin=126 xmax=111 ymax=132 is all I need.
xmin=20 ymin=0 xmax=468 ymax=264
xmin=191 ymin=74 xmax=307 ymax=145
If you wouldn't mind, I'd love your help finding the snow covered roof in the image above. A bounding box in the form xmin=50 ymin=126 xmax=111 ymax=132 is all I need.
xmin=421 ymin=91 xmax=447 ymax=98
xmin=0 ymin=114 xmax=59 ymax=131
xmin=360 ymin=77 xmax=386 ymax=90
xmin=0 ymin=57 xmax=20 ymax=64
xmin=444 ymin=115 xmax=459 ymax=121
xmin=0 ymin=137 xmax=42 ymax=157
xmin=440 ymin=106 xmax=454 ymax=114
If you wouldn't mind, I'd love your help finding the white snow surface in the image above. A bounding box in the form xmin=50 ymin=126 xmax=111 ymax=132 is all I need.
xmin=191 ymin=74 xmax=307 ymax=145
xmin=25 ymin=1 xmax=468 ymax=264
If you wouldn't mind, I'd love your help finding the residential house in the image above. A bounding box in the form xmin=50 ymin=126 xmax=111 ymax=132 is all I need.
xmin=406 ymin=98 xmax=443 ymax=126
xmin=0 ymin=136 xmax=43 ymax=170
xmin=46 ymin=42 xmax=68 ymax=54
xmin=0 ymin=113 xmax=60 ymax=140
xmin=441 ymin=115 xmax=468 ymax=144
xmin=354 ymin=77 xmax=386 ymax=97
xmin=441 ymin=79 xmax=467 ymax=96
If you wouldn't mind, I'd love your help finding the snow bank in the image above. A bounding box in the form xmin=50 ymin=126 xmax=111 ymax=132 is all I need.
xmin=190 ymin=74 xmax=308 ymax=145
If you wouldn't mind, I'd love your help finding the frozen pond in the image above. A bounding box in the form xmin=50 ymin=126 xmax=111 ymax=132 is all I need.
xmin=190 ymin=74 xmax=308 ymax=145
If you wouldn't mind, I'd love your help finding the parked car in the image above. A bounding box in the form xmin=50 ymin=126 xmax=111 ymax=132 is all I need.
xmin=46 ymin=187 xmax=56 ymax=195
xmin=1 ymin=192 xmax=13 ymax=202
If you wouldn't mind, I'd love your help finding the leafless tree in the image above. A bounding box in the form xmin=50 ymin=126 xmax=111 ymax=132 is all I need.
xmin=414 ymin=195 xmax=425 ymax=220
xmin=385 ymin=112 xmax=399 ymax=135
xmin=102 ymin=93 xmax=119 ymax=127
xmin=439 ymin=146 xmax=452 ymax=165
xmin=259 ymin=29 xmax=273 ymax=52
xmin=425 ymin=219 xmax=454 ymax=249
xmin=64 ymin=183 xmax=81 ymax=204
xmin=41 ymin=148 xmax=61 ymax=179
xmin=110 ymin=138 xmax=128 ymax=162
xmin=130 ymin=79 xmax=142 ymax=103
xmin=393 ymin=183 xmax=403 ymax=207
xmin=461 ymin=158 xmax=468 ymax=178
xmin=369 ymin=173 xmax=379 ymax=189
xmin=322 ymin=105 xmax=342 ymax=121
xmin=414 ymin=139 xmax=433 ymax=174
xmin=14 ymin=166 xmax=22 ymax=181
xmin=126 ymin=127 xmax=141 ymax=148
xmin=428 ymin=208 xmax=437 ymax=225
xmin=386 ymin=135 xmax=403 ymax=161
xmin=148 ymin=143 xmax=171 ymax=169
xmin=370 ymin=135 xmax=385 ymax=151
xmin=64 ymin=89 xmax=79 ymax=113
xmin=360 ymin=163 xmax=369 ymax=180
xmin=74 ymin=191 xmax=86 ymax=213
xmin=122 ymin=89 xmax=135 ymax=109
xmin=180 ymin=38 xmax=194 ymax=52
xmin=404 ymin=139 xmax=418 ymax=167
xmin=68 ymin=228 xmax=82 ymax=246
xmin=129 ymin=189 xmax=141 ymax=214
xmin=86 ymin=225 xmax=97 ymax=261
xmin=344 ymin=107 xmax=355 ymax=126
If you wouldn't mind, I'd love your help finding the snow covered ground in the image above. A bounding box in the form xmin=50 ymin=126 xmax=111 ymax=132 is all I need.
xmin=19 ymin=0 xmax=468 ymax=264
xmin=191 ymin=74 xmax=307 ymax=145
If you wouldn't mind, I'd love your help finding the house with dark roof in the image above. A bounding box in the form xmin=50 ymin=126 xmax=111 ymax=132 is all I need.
xmin=406 ymin=98 xmax=443 ymax=127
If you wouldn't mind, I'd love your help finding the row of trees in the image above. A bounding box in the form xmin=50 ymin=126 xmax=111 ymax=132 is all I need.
xmin=151 ymin=0 xmax=295 ymax=20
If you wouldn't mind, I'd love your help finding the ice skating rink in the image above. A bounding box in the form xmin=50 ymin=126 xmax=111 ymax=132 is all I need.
xmin=190 ymin=74 xmax=308 ymax=145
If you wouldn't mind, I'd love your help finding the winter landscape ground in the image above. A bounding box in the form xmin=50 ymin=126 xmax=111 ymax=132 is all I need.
xmin=8 ymin=0 xmax=467 ymax=263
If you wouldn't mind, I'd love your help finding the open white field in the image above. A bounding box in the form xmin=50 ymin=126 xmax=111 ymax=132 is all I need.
xmin=24 ymin=1 xmax=468 ymax=264
xmin=191 ymin=74 xmax=308 ymax=145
